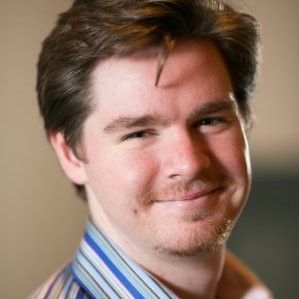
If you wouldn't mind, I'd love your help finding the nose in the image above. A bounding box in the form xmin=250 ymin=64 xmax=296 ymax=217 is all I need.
xmin=162 ymin=130 xmax=211 ymax=181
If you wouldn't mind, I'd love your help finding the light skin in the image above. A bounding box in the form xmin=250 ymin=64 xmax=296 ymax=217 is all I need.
xmin=51 ymin=40 xmax=251 ymax=298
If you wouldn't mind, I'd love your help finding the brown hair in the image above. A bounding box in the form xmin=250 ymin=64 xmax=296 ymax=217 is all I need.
xmin=37 ymin=0 xmax=260 ymax=199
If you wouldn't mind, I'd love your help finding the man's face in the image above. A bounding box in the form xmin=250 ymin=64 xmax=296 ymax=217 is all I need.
xmin=80 ymin=40 xmax=251 ymax=257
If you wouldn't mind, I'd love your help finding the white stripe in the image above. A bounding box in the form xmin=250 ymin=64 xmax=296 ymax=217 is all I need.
xmin=75 ymin=251 xmax=121 ymax=299
xmin=81 ymin=240 xmax=134 ymax=299
xmin=87 ymin=223 xmax=175 ymax=298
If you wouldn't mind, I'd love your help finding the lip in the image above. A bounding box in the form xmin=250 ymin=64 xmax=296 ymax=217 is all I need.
xmin=154 ymin=187 xmax=222 ymax=212
xmin=156 ymin=187 xmax=222 ymax=203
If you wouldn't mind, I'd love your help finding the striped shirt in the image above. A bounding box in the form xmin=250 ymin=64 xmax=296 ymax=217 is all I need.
xmin=31 ymin=220 xmax=273 ymax=299
xmin=31 ymin=219 xmax=178 ymax=299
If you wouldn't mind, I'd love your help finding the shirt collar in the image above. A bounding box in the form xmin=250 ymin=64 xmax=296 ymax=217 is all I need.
xmin=71 ymin=219 xmax=178 ymax=299
xmin=71 ymin=219 xmax=272 ymax=299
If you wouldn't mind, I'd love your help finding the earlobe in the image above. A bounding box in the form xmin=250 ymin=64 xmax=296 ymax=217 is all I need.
xmin=49 ymin=132 xmax=87 ymax=185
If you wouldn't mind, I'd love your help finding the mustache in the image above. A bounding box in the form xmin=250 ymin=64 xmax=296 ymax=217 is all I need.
xmin=143 ymin=177 xmax=227 ymax=204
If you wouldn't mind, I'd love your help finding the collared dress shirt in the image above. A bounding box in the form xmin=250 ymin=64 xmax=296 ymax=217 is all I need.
xmin=31 ymin=219 xmax=273 ymax=299
xmin=31 ymin=219 xmax=178 ymax=298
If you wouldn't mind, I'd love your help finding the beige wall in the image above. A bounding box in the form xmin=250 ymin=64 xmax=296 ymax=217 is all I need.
xmin=248 ymin=0 xmax=298 ymax=170
xmin=0 ymin=1 xmax=297 ymax=298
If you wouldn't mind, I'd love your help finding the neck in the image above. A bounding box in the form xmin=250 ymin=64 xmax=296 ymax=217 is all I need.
xmin=124 ymin=242 xmax=225 ymax=299
xmin=90 ymin=211 xmax=225 ymax=299
xmin=153 ymin=250 xmax=224 ymax=299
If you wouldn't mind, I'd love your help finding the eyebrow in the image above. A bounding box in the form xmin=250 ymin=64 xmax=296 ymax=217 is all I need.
xmin=103 ymin=114 xmax=168 ymax=133
xmin=103 ymin=99 xmax=237 ymax=134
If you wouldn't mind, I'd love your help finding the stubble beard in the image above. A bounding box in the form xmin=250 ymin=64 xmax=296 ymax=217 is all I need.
xmin=139 ymin=174 xmax=240 ymax=257
xmin=140 ymin=177 xmax=237 ymax=257
xmin=152 ymin=216 xmax=234 ymax=257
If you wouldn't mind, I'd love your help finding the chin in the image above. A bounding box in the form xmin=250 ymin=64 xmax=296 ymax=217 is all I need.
xmin=152 ymin=217 xmax=234 ymax=257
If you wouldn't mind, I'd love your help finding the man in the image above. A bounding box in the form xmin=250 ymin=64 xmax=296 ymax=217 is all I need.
xmin=32 ymin=0 xmax=272 ymax=298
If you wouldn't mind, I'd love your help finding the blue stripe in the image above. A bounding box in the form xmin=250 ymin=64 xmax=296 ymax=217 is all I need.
xmin=86 ymin=222 xmax=176 ymax=298
xmin=72 ymin=258 xmax=110 ymax=299
xmin=63 ymin=274 xmax=76 ymax=297
xmin=44 ymin=264 xmax=69 ymax=299
xmin=74 ymin=249 xmax=120 ymax=298
xmin=119 ymin=252 xmax=174 ymax=298
xmin=75 ymin=288 xmax=86 ymax=299
xmin=84 ymin=231 xmax=145 ymax=299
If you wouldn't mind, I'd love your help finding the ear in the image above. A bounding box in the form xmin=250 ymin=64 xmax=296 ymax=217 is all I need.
xmin=49 ymin=132 xmax=87 ymax=185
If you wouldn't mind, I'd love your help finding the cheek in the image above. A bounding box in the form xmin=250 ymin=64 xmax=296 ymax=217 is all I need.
xmin=116 ymin=151 xmax=159 ymax=198
xmin=219 ymin=131 xmax=251 ymax=202
xmin=213 ymin=129 xmax=250 ymax=176
xmin=87 ymin=147 xmax=159 ymax=202
xmin=208 ymin=130 xmax=251 ymax=207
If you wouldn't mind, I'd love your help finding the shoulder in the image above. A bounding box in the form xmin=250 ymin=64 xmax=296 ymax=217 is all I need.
xmin=28 ymin=263 xmax=90 ymax=299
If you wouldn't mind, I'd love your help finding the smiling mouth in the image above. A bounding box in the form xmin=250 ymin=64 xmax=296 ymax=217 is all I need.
xmin=156 ymin=187 xmax=222 ymax=203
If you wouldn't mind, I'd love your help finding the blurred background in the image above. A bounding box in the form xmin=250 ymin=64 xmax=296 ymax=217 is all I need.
xmin=0 ymin=0 xmax=298 ymax=298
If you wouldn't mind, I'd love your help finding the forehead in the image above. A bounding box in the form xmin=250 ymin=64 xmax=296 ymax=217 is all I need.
xmin=89 ymin=40 xmax=232 ymax=117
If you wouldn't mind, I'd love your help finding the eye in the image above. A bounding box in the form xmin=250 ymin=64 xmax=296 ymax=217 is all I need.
xmin=200 ymin=117 xmax=226 ymax=126
xmin=195 ymin=115 xmax=231 ymax=133
xmin=121 ymin=129 xmax=156 ymax=141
